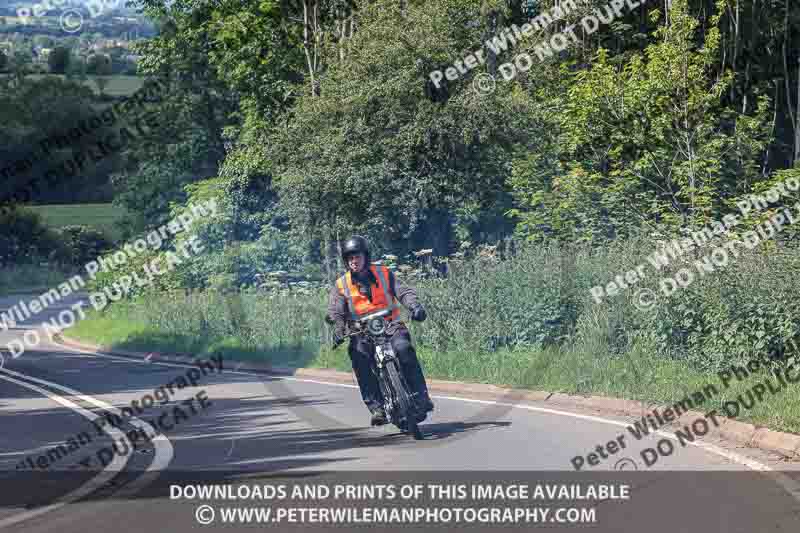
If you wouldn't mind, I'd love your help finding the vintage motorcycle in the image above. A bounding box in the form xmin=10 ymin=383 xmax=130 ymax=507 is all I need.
xmin=332 ymin=309 xmax=427 ymax=440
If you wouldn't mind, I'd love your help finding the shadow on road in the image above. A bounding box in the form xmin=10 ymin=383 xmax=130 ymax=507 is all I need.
xmin=417 ymin=421 xmax=511 ymax=442
xmin=0 ymin=371 xmax=465 ymax=507
xmin=0 ymin=342 xmax=520 ymax=510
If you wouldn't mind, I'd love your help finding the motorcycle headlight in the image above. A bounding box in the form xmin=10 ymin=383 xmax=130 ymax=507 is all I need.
xmin=367 ymin=317 xmax=386 ymax=335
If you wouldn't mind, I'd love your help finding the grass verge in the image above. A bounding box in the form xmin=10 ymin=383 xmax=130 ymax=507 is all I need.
xmin=67 ymin=292 xmax=800 ymax=436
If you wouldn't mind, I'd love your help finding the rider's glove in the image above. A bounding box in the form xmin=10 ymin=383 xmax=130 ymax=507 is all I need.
xmin=411 ymin=305 xmax=427 ymax=322
xmin=332 ymin=331 xmax=345 ymax=348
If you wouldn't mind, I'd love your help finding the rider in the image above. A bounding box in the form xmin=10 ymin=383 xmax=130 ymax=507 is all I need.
xmin=328 ymin=235 xmax=435 ymax=426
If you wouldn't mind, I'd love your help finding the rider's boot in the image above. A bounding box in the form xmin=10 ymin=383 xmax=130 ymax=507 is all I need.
xmin=423 ymin=392 xmax=434 ymax=412
xmin=412 ymin=391 xmax=434 ymax=413
xmin=413 ymin=394 xmax=432 ymax=424
xmin=370 ymin=407 xmax=388 ymax=426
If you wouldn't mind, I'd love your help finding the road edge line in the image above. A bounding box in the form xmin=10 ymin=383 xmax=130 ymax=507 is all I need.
xmin=0 ymin=371 xmax=131 ymax=528
xmin=55 ymin=334 xmax=800 ymax=462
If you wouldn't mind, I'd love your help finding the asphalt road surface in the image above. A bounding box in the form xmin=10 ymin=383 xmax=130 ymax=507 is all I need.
xmin=2 ymin=292 xmax=800 ymax=532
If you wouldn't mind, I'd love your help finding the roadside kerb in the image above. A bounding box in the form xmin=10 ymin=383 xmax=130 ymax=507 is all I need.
xmin=751 ymin=428 xmax=800 ymax=458
xmin=666 ymin=409 xmax=729 ymax=442
xmin=54 ymin=334 xmax=800 ymax=460
xmin=720 ymin=420 xmax=758 ymax=448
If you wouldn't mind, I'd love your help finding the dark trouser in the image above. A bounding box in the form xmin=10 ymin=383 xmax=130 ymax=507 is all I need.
xmin=348 ymin=327 xmax=429 ymax=412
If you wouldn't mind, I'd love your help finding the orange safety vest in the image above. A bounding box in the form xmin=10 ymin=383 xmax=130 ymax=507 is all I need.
xmin=336 ymin=264 xmax=400 ymax=321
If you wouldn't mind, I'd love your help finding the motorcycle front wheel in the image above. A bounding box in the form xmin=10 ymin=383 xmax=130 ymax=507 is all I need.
xmin=385 ymin=360 xmax=424 ymax=440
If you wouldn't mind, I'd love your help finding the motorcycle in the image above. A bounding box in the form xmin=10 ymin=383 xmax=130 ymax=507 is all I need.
xmin=331 ymin=309 xmax=427 ymax=440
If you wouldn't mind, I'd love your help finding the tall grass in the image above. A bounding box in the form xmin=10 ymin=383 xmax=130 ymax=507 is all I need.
xmin=70 ymin=290 xmax=330 ymax=368
xmin=68 ymin=237 xmax=800 ymax=432
xmin=70 ymin=237 xmax=800 ymax=370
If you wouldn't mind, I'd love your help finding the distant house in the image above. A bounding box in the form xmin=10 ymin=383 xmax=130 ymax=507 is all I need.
xmin=90 ymin=39 xmax=129 ymax=52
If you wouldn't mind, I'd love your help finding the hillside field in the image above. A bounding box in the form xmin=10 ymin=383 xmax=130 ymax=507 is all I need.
xmin=26 ymin=203 xmax=126 ymax=241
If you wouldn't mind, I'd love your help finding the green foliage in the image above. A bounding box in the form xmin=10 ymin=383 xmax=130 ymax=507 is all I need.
xmin=0 ymin=76 xmax=117 ymax=206
xmin=415 ymin=245 xmax=578 ymax=353
xmin=86 ymin=0 xmax=800 ymax=342
xmin=47 ymin=46 xmax=70 ymax=74
xmin=72 ymin=235 xmax=800 ymax=376
xmin=51 ymin=225 xmax=113 ymax=268
xmin=733 ymin=167 xmax=800 ymax=239
xmin=86 ymin=54 xmax=112 ymax=76
xmin=270 ymin=0 xmax=525 ymax=256
xmin=0 ymin=206 xmax=61 ymax=266
xmin=509 ymin=0 xmax=772 ymax=244
xmin=72 ymin=288 xmax=328 ymax=365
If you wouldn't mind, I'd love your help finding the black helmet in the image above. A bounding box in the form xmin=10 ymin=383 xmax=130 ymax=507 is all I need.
xmin=341 ymin=235 xmax=370 ymax=265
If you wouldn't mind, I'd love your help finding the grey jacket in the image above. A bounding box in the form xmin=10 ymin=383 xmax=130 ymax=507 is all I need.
xmin=328 ymin=266 xmax=420 ymax=337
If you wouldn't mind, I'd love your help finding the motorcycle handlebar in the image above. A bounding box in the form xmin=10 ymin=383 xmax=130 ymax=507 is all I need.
xmin=344 ymin=314 xmax=401 ymax=337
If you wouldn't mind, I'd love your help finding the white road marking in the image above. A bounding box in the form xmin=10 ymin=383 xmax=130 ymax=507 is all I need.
xmin=0 ymin=373 xmax=130 ymax=529
xmin=0 ymin=366 xmax=174 ymax=501
xmin=53 ymin=340 xmax=800 ymax=501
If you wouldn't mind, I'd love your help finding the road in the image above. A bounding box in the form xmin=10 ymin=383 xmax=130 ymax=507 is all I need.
xmin=2 ymin=292 xmax=800 ymax=532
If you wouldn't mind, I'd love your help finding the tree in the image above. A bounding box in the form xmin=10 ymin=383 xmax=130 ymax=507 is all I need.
xmin=66 ymin=55 xmax=88 ymax=81
xmin=9 ymin=50 xmax=32 ymax=83
xmin=115 ymin=0 xmax=800 ymax=290
xmin=508 ymin=0 xmax=773 ymax=243
xmin=269 ymin=0 xmax=526 ymax=259
xmin=86 ymin=54 xmax=112 ymax=96
xmin=0 ymin=77 xmax=109 ymax=207
xmin=33 ymin=36 xmax=54 ymax=49
xmin=48 ymin=46 xmax=70 ymax=74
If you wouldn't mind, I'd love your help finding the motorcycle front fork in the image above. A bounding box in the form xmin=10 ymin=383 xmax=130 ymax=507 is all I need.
xmin=373 ymin=343 xmax=398 ymax=416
